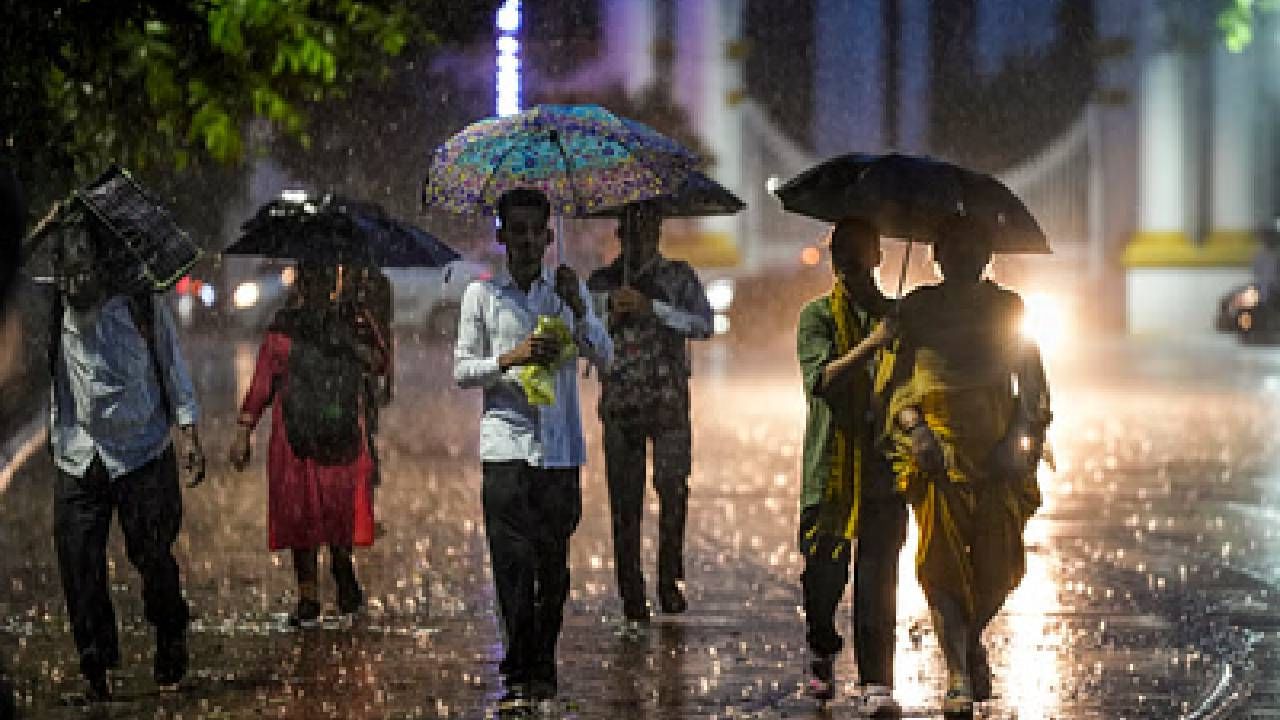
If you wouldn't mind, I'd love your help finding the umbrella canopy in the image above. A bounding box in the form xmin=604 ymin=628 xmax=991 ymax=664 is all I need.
xmin=423 ymin=104 xmax=698 ymax=217
xmin=225 ymin=193 xmax=461 ymax=267
xmin=586 ymin=170 xmax=745 ymax=219
xmin=775 ymin=153 xmax=1049 ymax=254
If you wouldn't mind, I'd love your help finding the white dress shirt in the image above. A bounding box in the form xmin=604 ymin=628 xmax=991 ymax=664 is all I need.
xmin=454 ymin=265 xmax=613 ymax=468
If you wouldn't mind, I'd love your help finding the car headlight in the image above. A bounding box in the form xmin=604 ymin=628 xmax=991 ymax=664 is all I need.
xmin=233 ymin=281 xmax=260 ymax=309
xmin=1020 ymin=291 xmax=1069 ymax=352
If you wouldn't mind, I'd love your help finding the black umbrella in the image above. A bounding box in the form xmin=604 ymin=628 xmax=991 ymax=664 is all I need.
xmin=774 ymin=153 xmax=1049 ymax=254
xmin=586 ymin=170 xmax=745 ymax=219
xmin=225 ymin=193 xmax=461 ymax=267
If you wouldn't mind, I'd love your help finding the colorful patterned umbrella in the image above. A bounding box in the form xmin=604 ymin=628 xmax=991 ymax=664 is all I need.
xmin=423 ymin=104 xmax=698 ymax=217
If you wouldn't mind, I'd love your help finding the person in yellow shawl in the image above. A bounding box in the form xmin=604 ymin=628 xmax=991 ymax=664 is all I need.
xmin=882 ymin=215 xmax=1051 ymax=715
xmin=796 ymin=218 xmax=906 ymax=715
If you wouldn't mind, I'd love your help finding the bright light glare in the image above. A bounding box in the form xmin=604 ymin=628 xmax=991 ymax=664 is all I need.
xmin=232 ymin=282 xmax=259 ymax=309
xmin=1021 ymin=291 xmax=1069 ymax=352
xmin=713 ymin=313 xmax=730 ymax=335
xmin=765 ymin=175 xmax=781 ymax=194
xmin=281 ymin=189 xmax=308 ymax=203
xmin=706 ymin=278 xmax=735 ymax=313
xmin=496 ymin=0 xmax=520 ymax=32
xmin=280 ymin=266 xmax=296 ymax=287
xmin=199 ymin=283 xmax=216 ymax=307
xmin=495 ymin=0 xmax=521 ymax=117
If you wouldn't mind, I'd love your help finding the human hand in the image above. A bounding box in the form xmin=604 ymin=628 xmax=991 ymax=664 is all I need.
xmin=909 ymin=424 xmax=946 ymax=476
xmin=178 ymin=425 xmax=207 ymax=487
xmin=867 ymin=317 xmax=897 ymax=348
xmin=500 ymin=331 xmax=560 ymax=369
xmin=554 ymin=265 xmax=586 ymax=318
xmin=228 ymin=426 xmax=252 ymax=472
xmin=610 ymin=286 xmax=652 ymax=318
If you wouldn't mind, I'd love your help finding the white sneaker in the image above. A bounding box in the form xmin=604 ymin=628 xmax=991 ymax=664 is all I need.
xmin=862 ymin=684 xmax=902 ymax=717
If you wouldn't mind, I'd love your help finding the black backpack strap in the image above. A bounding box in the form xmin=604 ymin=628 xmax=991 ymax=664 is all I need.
xmin=127 ymin=292 xmax=175 ymax=425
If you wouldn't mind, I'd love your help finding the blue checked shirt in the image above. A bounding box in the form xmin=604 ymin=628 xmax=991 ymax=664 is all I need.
xmin=50 ymin=295 xmax=199 ymax=479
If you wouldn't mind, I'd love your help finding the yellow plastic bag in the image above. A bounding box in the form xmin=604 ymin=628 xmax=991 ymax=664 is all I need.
xmin=517 ymin=315 xmax=577 ymax=406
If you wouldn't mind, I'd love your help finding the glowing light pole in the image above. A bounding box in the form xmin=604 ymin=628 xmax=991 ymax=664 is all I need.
xmin=496 ymin=1 xmax=521 ymax=117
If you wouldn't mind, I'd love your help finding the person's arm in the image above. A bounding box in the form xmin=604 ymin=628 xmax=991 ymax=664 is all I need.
xmin=155 ymin=300 xmax=206 ymax=485
xmin=454 ymin=282 xmax=503 ymax=388
xmin=650 ymin=263 xmax=714 ymax=339
xmin=569 ymin=277 xmax=613 ymax=372
xmin=229 ymin=331 xmax=285 ymax=471
xmin=154 ymin=299 xmax=199 ymax=427
xmin=817 ymin=318 xmax=895 ymax=396
xmin=796 ymin=302 xmax=837 ymax=399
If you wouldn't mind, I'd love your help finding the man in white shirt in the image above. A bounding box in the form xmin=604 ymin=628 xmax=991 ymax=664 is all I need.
xmin=454 ymin=187 xmax=612 ymax=712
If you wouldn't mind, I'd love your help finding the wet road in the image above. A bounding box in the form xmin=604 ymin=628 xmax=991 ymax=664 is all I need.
xmin=3 ymin=329 xmax=1280 ymax=718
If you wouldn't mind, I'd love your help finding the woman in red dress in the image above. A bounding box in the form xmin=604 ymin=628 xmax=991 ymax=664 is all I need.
xmin=229 ymin=264 xmax=386 ymax=625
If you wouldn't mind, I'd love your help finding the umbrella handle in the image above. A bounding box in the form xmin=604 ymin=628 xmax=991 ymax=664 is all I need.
xmin=894 ymin=239 xmax=913 ymax=308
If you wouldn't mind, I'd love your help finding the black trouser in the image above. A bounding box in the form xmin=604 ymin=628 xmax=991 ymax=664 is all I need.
xmin=799 ymin=493 xmax=907 ymax=686
xmin=601 ymin=419 xmax=691 ymax=616
xmin=481 ymin=462 xmax=581 ymax=689
xmin=54 ymin=446 xmax=189 ymax=679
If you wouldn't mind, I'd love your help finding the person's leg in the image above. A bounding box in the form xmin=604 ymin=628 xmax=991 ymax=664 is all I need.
xmin=528 ymin=467 xmax=581 ymax=700
xmin=330 ymin=545 xmax=363 ymax=614
xmin=852 ymin=495 xmax=908 ymax=688
xmin=291 ymin=548 xmax=321 ymax=624
xmin=53 ymin=457 xmax=116 ymax=696
xmin=114 ymin=447 xmax=191 ymax=685
xmin=602 ymin=421 xmax=649 ymax=620
xmin=927 ymin=587 xmax=973 ymax=712
xmin=652 ymin=421 xmax=691 ymax=613
xmin=481 ymin=461 xmax=536 ymax=700
xmin=798 ymin=505 xmax=850 ymax=700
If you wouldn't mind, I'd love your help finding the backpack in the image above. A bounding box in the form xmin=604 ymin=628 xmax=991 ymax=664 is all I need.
xmin=281 ymin=315 xmax=363 ymax=466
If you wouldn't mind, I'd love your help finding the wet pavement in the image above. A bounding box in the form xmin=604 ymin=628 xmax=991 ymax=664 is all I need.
xmin=3 ymin=329 xmax=1280 ymax=718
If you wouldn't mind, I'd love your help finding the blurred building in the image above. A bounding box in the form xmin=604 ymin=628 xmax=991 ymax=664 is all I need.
xmin=484 ymin=0 xmax=1277 ymax=334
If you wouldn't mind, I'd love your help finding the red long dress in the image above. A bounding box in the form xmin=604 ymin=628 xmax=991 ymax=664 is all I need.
xmin=238 ymin=331 xmax=377 ymax=551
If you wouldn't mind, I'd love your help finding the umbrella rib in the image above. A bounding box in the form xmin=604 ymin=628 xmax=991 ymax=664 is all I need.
xmin=479 ymin=137 xmax=528 ymax=213
xmin=548 ymin=129 xmax=582 ymax=213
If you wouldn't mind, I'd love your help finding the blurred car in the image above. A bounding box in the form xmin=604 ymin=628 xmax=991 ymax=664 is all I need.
xmin=384 ymin=259 xmax=492 ymax=339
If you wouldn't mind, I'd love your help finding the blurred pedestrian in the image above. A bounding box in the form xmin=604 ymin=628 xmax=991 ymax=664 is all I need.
xmin=352 ymin=264 xmax=393 ymax=534
xmin=0 ymin=156 xmax=24 ymax=720
xmin=229 ymin=262 xmax=386 ymax=626
xmin=46 ymin=217 xmax=206 ymax=701
xmin=881 ymin=215 xmax=1051 ymax=714
xmin=454 ymin=187 xmax=612 ymax=713
xmin=586 ymin=201 xmax=712 ymax=623
xmin=795 ymin=218 xmax=906 ymax=714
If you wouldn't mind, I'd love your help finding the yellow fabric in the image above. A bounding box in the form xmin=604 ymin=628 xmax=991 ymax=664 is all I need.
xmin=816 ymin=279 xmax=865 ymax=540
xmin=517 ymin=315 xmax=578 ymax=406
xmin=883 ymin=282 xmax=1042 ymax=619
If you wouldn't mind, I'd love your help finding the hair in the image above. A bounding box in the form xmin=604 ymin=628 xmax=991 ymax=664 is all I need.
xmin=497 ymin=187 xmax=551 ymax=226
xmin=826 ymin=216 xmax=879 ymax=251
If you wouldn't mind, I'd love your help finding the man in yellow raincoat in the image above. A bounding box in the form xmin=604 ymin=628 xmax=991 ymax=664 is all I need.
xmin=882 ymin=215 xmax=1051 ymax=714
xmin=796 ymin=218 xmax=906 ymax=714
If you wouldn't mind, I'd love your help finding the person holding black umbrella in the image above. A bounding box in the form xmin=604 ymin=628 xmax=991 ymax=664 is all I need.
xmin=229 ymin=262 xmax=387 ymax=626
xmin=794 ymin=218 xmax=905 ymax=715
xmin=587 ymin=200 xmax=713 ymax=624
xmin=881 ymin=214 xmax=1051 ymax=714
